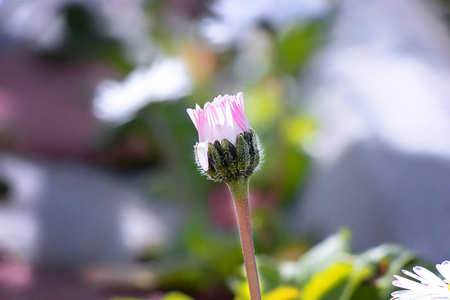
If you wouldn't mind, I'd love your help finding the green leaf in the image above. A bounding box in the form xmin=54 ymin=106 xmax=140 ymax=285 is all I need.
xmin=279 ymin=230 xmax=351 ymax=286
xmin=256 ymin=255 xmax=282 ymax=293
xmin=228 ymin=255 xmax=280 ymax=298
xmin=339 ymin=244 xmax=415 ymax=300
xmin=280 ymin=114 xmax=318 ymax=150
xmin=162 ymin=292 xmax=194 ymax=300
xmin=372 ymin=245 xmax=416 ymax=300
xmin=263 ymin=286 xmax=300 ymax=300
xmin=302 ymin=262 xmax=353 ymax=300
xmin=277 ymin=21 xmax=324 ymax=74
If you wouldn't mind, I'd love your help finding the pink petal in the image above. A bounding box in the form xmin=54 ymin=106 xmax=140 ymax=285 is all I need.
xmin=187 ymin=92 xmax=252 ymax=145
xmin=186 ymin=108 xmax=198 ymax=130
xmin=197 ymin=142 xmax=209 ymax=171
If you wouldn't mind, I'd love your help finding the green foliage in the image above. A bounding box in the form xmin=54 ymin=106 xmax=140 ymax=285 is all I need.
xmin=278 ymin=230 xmax=350 ymax=286
xmin=277 ymin=22 xmax=325 ymax=74
xmin=157 ymin=220 xmax=243 ymax=293
xmin=302 ymin=262 xmax=353 ymax=300
xmin=162 ymin=292 xmax=194 ymax=300
xmin=230 ymin=230 xmax=416 ymax=300
xmin=110 ymin=292 xmax=195 ymax=300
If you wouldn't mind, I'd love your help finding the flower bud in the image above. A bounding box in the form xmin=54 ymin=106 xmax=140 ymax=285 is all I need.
xmin=187 ymin=93 xmax=262 ymax=182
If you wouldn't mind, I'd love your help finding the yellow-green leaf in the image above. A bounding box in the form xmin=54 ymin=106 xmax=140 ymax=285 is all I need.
xmin=302 ymin=262 xmax=353 ymax=300
xmin=162 ymin=291 xmax=194 ymax=300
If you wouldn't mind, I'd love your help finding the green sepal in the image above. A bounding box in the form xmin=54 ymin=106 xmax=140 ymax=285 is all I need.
xmin=194 ymin=130 xmax=262 ymax=182
xmin=221 ymin=139 xmax=237 ymax=176
xmin=205 ymin=143 xmax=218 ymax=180
xmin=243 ymin=131 xmax=255 ymax=174
xmin=236 ymin=133 xmax=250 ymax=174
xmin=250 ymin=130 xmax=261 ymax=170
xmin=210 ymin=142 xmax=228 ymax=180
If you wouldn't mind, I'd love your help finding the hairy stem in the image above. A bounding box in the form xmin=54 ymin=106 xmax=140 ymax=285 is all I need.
xmin=227 ymin=177 xmax=261 ymax=300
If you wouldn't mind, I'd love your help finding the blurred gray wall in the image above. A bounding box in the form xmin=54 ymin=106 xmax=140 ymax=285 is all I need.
xmin=0 ymin=153 xmax=173 ymax=267
xmin=293 ymin=0 xmax=450 ymax=261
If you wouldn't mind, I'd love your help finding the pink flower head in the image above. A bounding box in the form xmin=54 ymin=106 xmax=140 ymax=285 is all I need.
xmin=187 ymin=92 xmax=251 ymax=171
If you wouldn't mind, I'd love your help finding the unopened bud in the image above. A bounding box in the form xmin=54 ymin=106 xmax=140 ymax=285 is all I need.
xmin=187 ymin=93 xmax=262 ymax=182
xmin=195 ymin=129 xmax=261 ymax=182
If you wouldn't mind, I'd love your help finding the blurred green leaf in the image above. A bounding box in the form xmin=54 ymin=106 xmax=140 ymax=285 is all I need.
xmin=162 ymin=292 xmax=194 ymax=300
xmin=256 ymin=255 xmax=282 ymax=292
xmin=222 ymin=230 xmax=418 ymax=300
xmin=42 ymin=2 xmax=132 ymax=70
xmin=244 ymin=82 xmax=282 ymax=129
xmin=280 ymin=114 xmax=318 ymax=150
xmin=229 ymin=255 xmax=281 ymax=299
xmin=340 ymin=244 xmax=415 ymax=300
xmin=232 ymin=281 xmax=251 ymax=300
xmin=280 ymin=229 xmax=351 ymax=286
xmin=263 ymin=286 xmax=300 ymax=300
xmin=278 ymin=147 xmax=310 ymax=203
xmin=302 ymin=262 xmax=353 ymax=300
xmin=232 ymin=281 xmax=300 ymax=300
xmin=277 ymin=21 xmax=324 ymax=74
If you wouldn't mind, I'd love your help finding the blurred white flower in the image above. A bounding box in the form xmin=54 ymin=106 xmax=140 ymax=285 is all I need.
xmin=99 ymin=0 xmax=155 ymax=64
xmin=0 ymin=0 xmax=66 ymax=49
xmin=93 ymin=57 xmax=192 ymax=124
xmin=200 ymin=0 xmax=330 ymax=47
xmin=0 ymin=0 xmax=153 ymax=59
xmin=392 ymin=261 xmax=450 ymax=299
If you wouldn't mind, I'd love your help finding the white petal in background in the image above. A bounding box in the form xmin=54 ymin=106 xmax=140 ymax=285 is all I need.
xmin=0 ymin=0 xmax=153 ymax=59
xmin=200 ymin=0 xmax=331 ymax=47
xmin=93 ymin=57 xmax=193 ymax=124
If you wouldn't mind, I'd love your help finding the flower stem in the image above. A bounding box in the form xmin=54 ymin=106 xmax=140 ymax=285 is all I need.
xmin=227 ymin=177 xmax=262 ymax=300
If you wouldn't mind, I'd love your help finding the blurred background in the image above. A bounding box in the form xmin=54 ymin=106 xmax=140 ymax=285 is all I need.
xmin=1 ymin=0 xmax=450 ymax=299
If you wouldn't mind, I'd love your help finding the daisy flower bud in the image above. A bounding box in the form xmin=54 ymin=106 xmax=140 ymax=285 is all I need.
xmin=187 ymin=92 xmax=263 ymax=300
xmin=187 ymin=92 xmax=261 ymax=182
